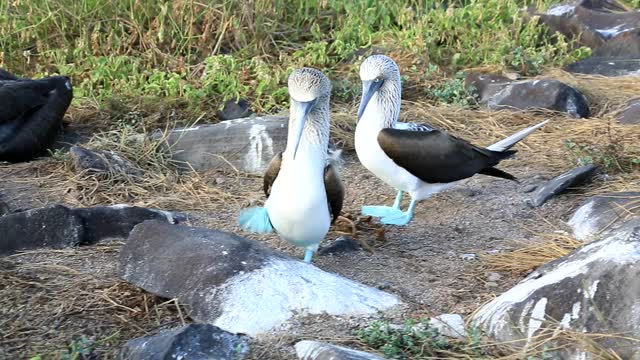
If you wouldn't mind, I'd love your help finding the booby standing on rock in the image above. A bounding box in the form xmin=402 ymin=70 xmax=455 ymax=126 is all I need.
xmin=0 ymin=70 xmax=73 ymax=163
xmin=238 ymin=68 xmax=344 ymax=264
xmin=355 ymin=55 xmax=548 ymax=226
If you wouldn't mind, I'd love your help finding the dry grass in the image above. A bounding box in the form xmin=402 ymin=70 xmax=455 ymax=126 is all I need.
xmin=479 ymin=233 xmax=584 ymax=275
xmin=0 ymin=245 xmax=190 ymax=358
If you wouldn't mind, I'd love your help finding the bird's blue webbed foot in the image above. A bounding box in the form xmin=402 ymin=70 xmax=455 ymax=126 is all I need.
xmin=380 ymin=199 xmax=417 ymax=226
xmin=380 ymin=212 xmax=414 ymax=226
xmin=361 ymin=205 xmax=404 ymax=217
xmin=361 ymin=190 xmax=404 ymax=218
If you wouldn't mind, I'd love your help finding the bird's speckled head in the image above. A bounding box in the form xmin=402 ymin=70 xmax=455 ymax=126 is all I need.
xmin=288 ymin=67 xmax=332 ymax=103
xmin=359 ymin=55 xmax=400 ymax=82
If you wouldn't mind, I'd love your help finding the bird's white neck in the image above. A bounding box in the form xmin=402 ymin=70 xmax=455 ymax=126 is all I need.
xmin=358 ymin=79 xmax=401 ymax=131
xmin=283 ymin=111 xmax=328 ymax=173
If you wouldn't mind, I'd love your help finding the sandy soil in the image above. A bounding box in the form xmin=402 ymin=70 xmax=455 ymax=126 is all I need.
xmin=0 ymin=142 xmax=588 ymax=360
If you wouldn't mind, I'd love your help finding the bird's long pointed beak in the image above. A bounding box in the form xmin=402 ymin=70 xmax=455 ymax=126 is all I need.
xmin=292 ymin=99 xmax=315 ymax=159
xmin=357 ymin=80 xmax=383 ymax=122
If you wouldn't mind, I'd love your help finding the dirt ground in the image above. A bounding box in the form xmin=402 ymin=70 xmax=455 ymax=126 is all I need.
xmin=0 ymin=140 xmax=588 ymax=359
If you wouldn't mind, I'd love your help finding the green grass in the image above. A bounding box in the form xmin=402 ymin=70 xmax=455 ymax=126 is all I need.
xmin=1 ymin=0 xmax=594 ymax=115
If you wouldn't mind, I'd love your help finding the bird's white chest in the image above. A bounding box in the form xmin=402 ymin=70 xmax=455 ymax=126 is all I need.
xmin=265 ymin=154 xmax=331 ymax=247
xmin=355 ymin=117 xmax=421 ymax=194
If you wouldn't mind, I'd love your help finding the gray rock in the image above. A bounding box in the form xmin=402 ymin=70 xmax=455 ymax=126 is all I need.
xmin=295 ymin=341 xmax=386 ymax=360
xmin=568 ymin=191 xmax=640 ymax=241
xmin=0 ymin=204 xmax=179 ymax=255
xmin=565 ymin=57 xmax=640 ymax=77
xmin=73 ymin=204 xmax=181 ymax=245
xmin=428 ymin=314 xmax=467 ymax=339
xmin=119 ymin=221 xmax=401 ymax=337
xmin=160 ymin=116 xmax=287 ymax=174
xmin=217 ymin=99 xmax=253 ymax=121
xmin=0 ymin=204 xmax=84 ymax=255
xmin=533 ymin=1 xmax=640 ymax=49
xmin=466 ymin=75 xmax=590 ymax=118
xmin=487 ymin=272 xmax=503 ymax=282
xmin=318 ymin=236 xmax=362 ymax=256
xmin=472 ymin=217 xmax=640 ymax=360
xmin=615 ymin=98 xmax=640 ymax=125
xmin=70 ymin=146 xmax=143 ymax=176
xmin=529 ymin=164 xmax=599 ymax=207
xmin=119 ymin=323 xmax=249 ymax=360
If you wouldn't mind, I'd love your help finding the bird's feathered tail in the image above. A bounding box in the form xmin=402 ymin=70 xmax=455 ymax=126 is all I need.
xmin=238 ymin=207 xmax=274 ymax=233
xmin=486 ymin=120 xmax=549 ymax=152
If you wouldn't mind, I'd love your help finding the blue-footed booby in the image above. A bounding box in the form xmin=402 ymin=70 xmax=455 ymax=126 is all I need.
xmin=355 ymin=55 xmax=548 ymax=226
xmin=0 ymin=72 xmax=73 ymax=163
xmin=238 ymin=68 xmax=344 ymax=263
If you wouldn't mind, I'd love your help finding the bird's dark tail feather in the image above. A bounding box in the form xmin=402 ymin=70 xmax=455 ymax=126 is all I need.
xmin=479 ymin=167 xmax=518 ymax=182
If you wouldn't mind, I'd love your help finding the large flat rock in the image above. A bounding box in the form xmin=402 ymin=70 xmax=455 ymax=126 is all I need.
xmin=568 ymin=191 xmax=640 ymax=240
xmin=472 ymin=217 xmax=640 ymax=359
xmin=119 ymin=221 xmax=402 ymax=337
xmin=160 ymin=116 xmax=287 ymax=174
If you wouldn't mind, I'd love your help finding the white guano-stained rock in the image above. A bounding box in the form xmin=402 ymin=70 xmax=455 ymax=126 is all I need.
xmin=472 ymin=217 xmax=640 ymax=359
xmin=119 ymin=221 xmax=402 ymax=338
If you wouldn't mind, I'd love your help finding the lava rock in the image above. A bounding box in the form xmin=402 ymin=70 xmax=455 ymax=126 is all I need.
xmin=532 ymin=0 xmax=640 ymax=49
xmin=565 ymin=57 xmax=640 ymax=76
xmin=528 ymin=164 xmax=599 ymax=207
xmin=295 ymin=341 xmax=386 ymax=360
xmin=592 ymin=29 xmax=640 ymax=58
xmin=73 ymin=204 xmax=181 ymax=245
xmin=318 ymin=236 xmax=362 ymax=256
xmin=159 ymin=116 xmax=288 ymax=174
xmin=70 ymin=146 xmax=143 ymax=176
xmin=568 ymin=191 xmax=640 ymax=240
xmin=0 ymin=205 xmax=84 ymax=255
xmin=119 ymin=221 xmax=401 ymax=337
xmin=615 ymin=98 xmax=640 ymax=124
xmin=0 ymin=204 xmax=180 ymax=255
xmin=119 ymin=323 xmax=250 ymax=360
xmin=0 ymin=68 xmax=19 ymax=80
xmin=466 ymin=75 xmax=590 ymax=118
xmin=217 ymin=99 xmax=253 ymax=121
xmin=472 ymin=217 xmax=640 ymax=359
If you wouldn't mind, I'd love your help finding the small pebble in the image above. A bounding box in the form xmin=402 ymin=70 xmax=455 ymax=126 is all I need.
xmin=487 ymin=272 xmax=502 ymax=282
xmin=522 ymin=184 xmax=538 ymax=193
xmin=460 ymin=253 xmax=476 ymax=261
xmin=485 ymin=281 xmax=499 ymax=288
xmin=215 ymin=177 xmax=225 ymax=185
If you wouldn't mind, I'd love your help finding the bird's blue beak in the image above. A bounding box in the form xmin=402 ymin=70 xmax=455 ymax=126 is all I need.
xmin=292 ymin=99 xmax=315 ymax=160
xmin=357 ymin=79 xmax=383 ymax=122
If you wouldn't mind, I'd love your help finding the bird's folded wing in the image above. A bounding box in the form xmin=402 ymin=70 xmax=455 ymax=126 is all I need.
xmin=324 ymin=163 xmax=344 ymax=223
xmin=263 ymin=152 xmax=283 ymax=196
xmin=377 ymin=128 xmax=511 ymax=184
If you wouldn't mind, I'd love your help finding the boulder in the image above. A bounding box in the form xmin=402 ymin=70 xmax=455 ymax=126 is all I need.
xmin=217 ymin=99 xmax=253 ymax=121
xmin=528 ymin=164 xmax=599 ymax=207
xmin=564 ymin=57 xmax=640 ymax=76
xmin=160 ymin=116 xmax=287 ymax=174
xmin=568 ymin=192 xmax=640 ymax=240
xmin=592 ymin=29 xmax=640 ymax=58
xmin=0 ymin=204 xmax=179 ymax=255
xmin=119 ymin=221 xmax=401 ymax=337
xmin=0 ymin=205 xmax=84 ymax=255
xmin=615 ymin=98 xmax=640 ymax=124
xmin=119 ymin=323 xmax=250 ymax=360
xmin=534 ymin=1 xmax=640 ymax=49
xmin=70 ymin=146 xmax=143 ymax=176
xmin=465 ymin=75 xmax=590 ymax=118
xmin=472 ymin=217 xmax=640 ymax=359
xmin=73 ymin=204 xmax=181 ymax=245
xmin=295 ymin=341 xmax=386 ymax=360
